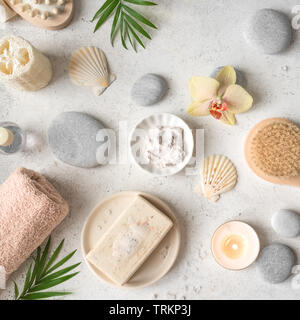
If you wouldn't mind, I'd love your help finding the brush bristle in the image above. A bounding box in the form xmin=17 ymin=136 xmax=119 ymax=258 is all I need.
xmin=251 ymin=121 xmax=300 ymax=177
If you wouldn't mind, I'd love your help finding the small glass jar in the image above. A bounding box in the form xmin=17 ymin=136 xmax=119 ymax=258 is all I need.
xmin=0 ymin=122 xmax=26 ymax=155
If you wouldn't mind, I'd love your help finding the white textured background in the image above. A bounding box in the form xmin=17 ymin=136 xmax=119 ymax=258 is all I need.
xmin=1 ymin=0 xmax=300 ymax=300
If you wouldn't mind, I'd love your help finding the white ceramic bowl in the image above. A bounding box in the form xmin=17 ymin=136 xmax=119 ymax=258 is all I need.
xmin=129 ymin=113 xmax=194 ymax=176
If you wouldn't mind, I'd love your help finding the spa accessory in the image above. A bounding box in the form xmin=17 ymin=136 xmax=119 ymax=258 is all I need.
xmin=0 ymin=35 xmax=52 ymax=91
xmin=130 ymin=113 xmax=194 ymax=176
xmin=257 ymin=243 xmax=295 ymax=283
xmin=211 ymin=221 xmax=260 ymax=270
xmin=14 ymin=237 xmax=80 ymax=300
xmin=86 ymin=196 xmax=173 ymax=286
xmin=211 ymin=66 xmax=247 ymax=89
xmin=245 ymin=118 xmax=300 ymax=187
xmin=187 ymin=66 xmax=253 ymax=125
xmin=92 ymin=0 xmax=157 ymax=50
xmin=81 ymin=191 xmax=180 ymax=288
xmin=144 ymin=126 xmax=185 ymax=169
xmin=68 ymin=47 xmax=116 ymax=96
xmin=0 ymin=167 xmax=69 ymax=276
xmin=195 ymin=155 xmax=238 ymax=202
xmin=131 ymin=74 xmax=167 ymax=106
xmin=4 ymin=0 xmax=74 ymax=30
xmin=244 ymin=9 xmax=292 ymax=54
xmin=0 ymin=0 xmax=16 ymax=22
xmin=0 ymin=121 xmax=25 ymax=154
xmin=271 ymin=209 xmax=300 ymax=238
xmin=47 ymin=112 xmax=110 ymax=168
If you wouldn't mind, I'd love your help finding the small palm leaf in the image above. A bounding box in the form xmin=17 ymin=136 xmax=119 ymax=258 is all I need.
xmin=13 ymin=281 xmax=19 ymax=300
xmin=92 ymin=0 xmax=157 ymax=50
xmin=42 ymin=239 xmax=64 ymax=276
xmin=124 ymin=0 xmax=157 ymax=6
xmin=14 ymin=238 xmax=80 ymax=300
xmin=20 ymin=292 xmax=72 ymax=300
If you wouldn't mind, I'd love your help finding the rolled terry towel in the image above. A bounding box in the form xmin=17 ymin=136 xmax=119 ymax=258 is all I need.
xmin=0 ymin=167 xmax=69 ymax=276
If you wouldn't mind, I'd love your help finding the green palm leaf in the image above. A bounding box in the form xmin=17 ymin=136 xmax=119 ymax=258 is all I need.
xmin=13 ymin=281 xmax=19 ymax=300
xmin=36 ymin=237 xmax=51 ymax=281
xmin=123 ymin=13 xmax=151 ymax=39
xmin=40 ymin=263 xmax=81 ymax=283
xmin=127 ymin=22 xmax=145 ymax=48
xmin=94 ymin=0 xmax=120 ymax=33
xmin=44 ymin=250 xmax=77 ymax=276
xmin=29 ymin=273 xmax=79 ymax=293
xmin=14 ymin=238 xmax=80 ymax=300
xmin=124 ymin=0 xmax=157 ymax=6
xmin=120 ymin=12 xmax=128 ymax=49
xmin=92 ymin=0 xmax=158 ymax=50
xmin=110 ymin=3 xmax=122 ymax=45
xmin=42 ymin=239 xmax=64 ymax=276
xmin=125 ymin=21 xmax=136 ymax=51
xmin=92 ymin=0 xmax=115 ymax=21
xmin=21 ymin=292 xmax=72 ymax=300
xmin=122 ymin=4 xmax=157 ymax=29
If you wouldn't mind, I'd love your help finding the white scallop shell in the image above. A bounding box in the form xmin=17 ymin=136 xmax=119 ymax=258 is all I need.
xmin=196 ymin=155 xmax=238 ymax=202
xmin=68 ymin=46 xmax=116 ymax=96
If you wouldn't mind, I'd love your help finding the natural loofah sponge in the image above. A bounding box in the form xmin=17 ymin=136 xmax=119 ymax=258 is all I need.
xmin=0 ymin=167 xmax=69 ymax=276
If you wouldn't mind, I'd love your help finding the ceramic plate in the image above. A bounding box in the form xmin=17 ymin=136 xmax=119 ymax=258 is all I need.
xmin=129 ymin=113 xmax=194 ymax=176
xmin=81 ymin=191 xmax=181 ymax=289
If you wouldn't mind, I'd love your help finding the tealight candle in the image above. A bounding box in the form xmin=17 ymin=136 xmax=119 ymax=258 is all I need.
xmin=211 ymin=221 xmax=260 ymax=270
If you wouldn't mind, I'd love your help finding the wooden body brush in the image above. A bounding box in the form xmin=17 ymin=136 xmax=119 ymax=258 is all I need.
xmin=245 ymin=118 xmax=300 ymax=187
xmin=4 ymin=0 xmax=74 ymax=30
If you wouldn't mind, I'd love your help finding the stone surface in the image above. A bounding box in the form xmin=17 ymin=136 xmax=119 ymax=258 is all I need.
xmin=271 ymin=209 xmax=300 ymax=238
xmin=1 ymin=0 xmax=300 ymax=300
xmin=211 ymin=67 xmax=247 ymax=88
xmin=48 ymin=112 xmax=108 ymax=168
xmin=244 ymin=9 xmax=292 ymax=54
xmin=131 ymin=73 xmax=167 ymax=106
xmin=257 ymin=244 xmax=295 ymax=284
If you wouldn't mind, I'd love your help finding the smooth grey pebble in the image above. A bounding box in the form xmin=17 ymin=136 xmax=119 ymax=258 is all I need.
xmin=257 ymin=243 xmax=295 ymax=284
xmin=271 ymin=209 xmax=300 ymax=238
xmin=48 ymin=112 xmax=109 ymax=168
xmin=131 ymin=74 xmax=167 ymax=106
xmin=244 ymin=9 xmax=292 ymax=54
xmin=210 ymin=67 xmax=247 ymax=88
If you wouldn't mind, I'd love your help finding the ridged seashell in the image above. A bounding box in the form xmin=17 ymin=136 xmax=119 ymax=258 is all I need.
xmin=196 ymin=155 xmax=238 ymax=202
xmin=68 ymin=46 xmax=116 ymax=96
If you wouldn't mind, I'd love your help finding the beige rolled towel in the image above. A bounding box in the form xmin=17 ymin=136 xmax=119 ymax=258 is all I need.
xmin=0 ymin=167 xmax=69 ymax=277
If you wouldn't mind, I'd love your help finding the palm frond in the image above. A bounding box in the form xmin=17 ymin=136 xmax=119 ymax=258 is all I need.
xmin=93 ymin=0 xmax=158 ymax=50
xmin=14 ymin=238 xmax=80 ymax=300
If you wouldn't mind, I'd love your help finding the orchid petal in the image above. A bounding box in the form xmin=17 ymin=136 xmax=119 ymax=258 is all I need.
xmin=216 ymin=66 xmax=236 ymax=96
xmin=187 ymin=100 xmax=211 ymax=116
xmin=219 ymin=110 xmax=236 ymax=125
xmin=223 ymin=84 xmax=253 ymax=114
xmin=189 ymin=76 xmax=219 ymax=102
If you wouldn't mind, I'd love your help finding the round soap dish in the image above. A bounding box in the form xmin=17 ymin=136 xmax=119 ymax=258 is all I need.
xmin=81 ymin=191 xmax=181 ymax=289
xmin=129 ymin=113 xmax=194 ymax=176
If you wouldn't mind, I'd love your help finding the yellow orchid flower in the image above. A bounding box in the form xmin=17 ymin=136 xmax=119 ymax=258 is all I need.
xmin=187 ymin=66 xmax=253 ymax=125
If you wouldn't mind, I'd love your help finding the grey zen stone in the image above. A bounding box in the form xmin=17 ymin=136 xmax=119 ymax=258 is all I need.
xmin=48 ymin=112 xmax=109 ymax=168
xmin=271 ymin=209 xmax=300 ymax=238
xmin=210 ymin=67 xmax=247 ymax=88
xmin=257 ymin=243 xmax=295 ymax=284
xmin=131 ymin=73 xmax=167 ymax=106
xmin=244 ymin=9 xmax=293 ymax=54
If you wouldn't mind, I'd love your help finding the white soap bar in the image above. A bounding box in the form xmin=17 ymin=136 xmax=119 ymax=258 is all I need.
xmin=86 ymin=196 xmax=173 ymax=286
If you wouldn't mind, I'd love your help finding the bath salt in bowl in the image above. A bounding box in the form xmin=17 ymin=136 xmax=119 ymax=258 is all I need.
xmin=129 ymin=113 xmax=194 ymax=176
